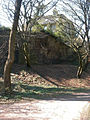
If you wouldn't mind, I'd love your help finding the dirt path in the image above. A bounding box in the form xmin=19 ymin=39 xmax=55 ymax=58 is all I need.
xmin=0 ymin=100 xmax=89 ymax=120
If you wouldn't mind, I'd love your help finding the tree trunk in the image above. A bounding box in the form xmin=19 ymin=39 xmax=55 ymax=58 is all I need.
xmin=23 ymin=42 xmax=31 ymax=67
xmin=4 ymin=0 xmax=22 ymax=92
xmin=77 ymin=53 xmax=83 ymax=78
xmin=77 ymin=52 xmax=88 ymax=78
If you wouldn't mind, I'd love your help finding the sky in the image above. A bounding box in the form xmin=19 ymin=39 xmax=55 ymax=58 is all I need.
xmin=0 ymin=0 xmax=12 ymax=27
xmin=0 ymin=0 xmax=75 ymax=28
xmin=0 ymin=0 xmax=54 ymax=28
xmin=0 ymin=0 xmax=77 ymax=28
xmin=0 ymin=0 xmax=89 ymax=32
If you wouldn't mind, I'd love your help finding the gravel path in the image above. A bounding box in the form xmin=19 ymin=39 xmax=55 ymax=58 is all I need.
xmin=0 ymin=100 xmax=89 ymax=120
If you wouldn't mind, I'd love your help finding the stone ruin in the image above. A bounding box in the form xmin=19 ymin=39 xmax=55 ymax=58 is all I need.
xmin=0 ymin=29 xmax=76 ymax=73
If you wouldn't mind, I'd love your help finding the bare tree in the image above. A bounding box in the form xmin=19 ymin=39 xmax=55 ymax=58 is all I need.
xmin=17 ymin=0 xmax=58 ymax=67
xmin=4 ymin=0 xmax=22 ymax=92
xmin=2 ymin=0 xmax=58 ymax=67
xmin=57 ymin=0 xmax=90 ymax=78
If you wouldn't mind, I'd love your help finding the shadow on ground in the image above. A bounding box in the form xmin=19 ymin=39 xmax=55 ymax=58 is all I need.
xmin=32 ymin=64 xmax=90 ymax=87
xmin=0 ymin=81 xmax=90 ymax=101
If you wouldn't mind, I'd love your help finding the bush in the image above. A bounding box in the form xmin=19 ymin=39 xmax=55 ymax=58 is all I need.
xmin=32 ymin=24 xmax=44 ymax=33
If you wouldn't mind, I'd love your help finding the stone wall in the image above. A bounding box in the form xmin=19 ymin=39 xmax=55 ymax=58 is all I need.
xmin=0 ymin=30 xmax=75 ymax=69
xmin=0 ymin=30 xmax=10 ymax=73
xmin=18 ymin=32 xmax=74 ymax=64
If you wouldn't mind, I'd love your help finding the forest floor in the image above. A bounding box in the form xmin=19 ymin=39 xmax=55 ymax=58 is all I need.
xmin=0 ymin=64 xmax=90 ymax=120
xmin=0 ymin=63 xmax=90 ymax=100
